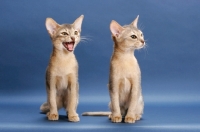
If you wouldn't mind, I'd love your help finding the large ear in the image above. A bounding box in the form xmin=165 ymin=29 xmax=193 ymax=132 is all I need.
xmin=45 ymin=18 xmax=60 ymax=36
xmin=73 ymin=15 xmax=84 ymax=32
xmin=110 ymin=20 xmax=124 ymax=37
xmin=131 ymin=15 xmax=139 ymax=28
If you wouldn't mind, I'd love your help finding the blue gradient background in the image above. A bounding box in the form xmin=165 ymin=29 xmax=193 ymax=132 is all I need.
xmin=0 ymin=0 xmax=200 ymax=131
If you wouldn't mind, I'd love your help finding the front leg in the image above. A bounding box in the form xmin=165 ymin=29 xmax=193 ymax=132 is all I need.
xmin=47 ymin=77 xmax=59 ymax=120
xmin=109 ymin=79 xmax=122 ymax=123
xmin=67 ymin=74 xmax=80 ymax=122
xmin=125 ymin=80 xmax=140 ymax=123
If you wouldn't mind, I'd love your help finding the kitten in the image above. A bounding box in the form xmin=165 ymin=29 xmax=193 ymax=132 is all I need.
xmin=82 ymin=16 xmax=145 ymax=123
xmin=40 ymin=15 xmax=84 ymax=122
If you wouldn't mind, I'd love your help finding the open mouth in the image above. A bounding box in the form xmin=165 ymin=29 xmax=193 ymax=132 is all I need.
xmin=62 ymin=41 xmax=75 ymax=52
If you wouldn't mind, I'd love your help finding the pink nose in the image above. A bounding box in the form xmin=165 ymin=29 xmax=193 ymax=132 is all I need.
xmin=141 ymin=40 xmax=145 ymax=44
xmin=71 ymin=37 xmax=75 ymax=41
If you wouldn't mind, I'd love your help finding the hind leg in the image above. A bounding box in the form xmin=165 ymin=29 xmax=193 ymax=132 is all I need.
xmin=40 ymin=96 xmax=63 ymax=114
xmin=56 ymin=95 xmax=64 ymax=110
xmin=108 ymin=102 xmax=112 ymax=119
xmin=135 ymin=96 xmax=144 ymax=120
xmin=120 ymin=106 xmax=128 ymax=118
xmin=40 ymin=102 xmax=50 ymax=113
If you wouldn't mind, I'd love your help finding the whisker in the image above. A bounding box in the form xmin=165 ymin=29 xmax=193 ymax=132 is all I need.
xmin=142 ymin=42 xmax=149 ymax=59
xmin=80 ymin=35 xmax=92 ymax=43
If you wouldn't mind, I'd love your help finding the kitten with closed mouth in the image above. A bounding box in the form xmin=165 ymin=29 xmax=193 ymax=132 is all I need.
xmin=82 ymin=15 xmax=145 ymax=123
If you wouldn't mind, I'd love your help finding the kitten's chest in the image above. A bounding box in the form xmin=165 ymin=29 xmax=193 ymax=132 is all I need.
xmin=111 ymin=55 xmax=140 ymax=77
xmin=49 ymin=55 xmax=78 ymax=76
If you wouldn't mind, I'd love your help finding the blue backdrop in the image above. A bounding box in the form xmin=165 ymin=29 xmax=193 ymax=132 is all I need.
xmin=0 ymin=0 xmax=200 ymax=131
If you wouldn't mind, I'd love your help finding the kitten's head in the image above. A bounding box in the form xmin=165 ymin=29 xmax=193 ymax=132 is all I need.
xmin=110 ymin=15 xmax=145 ymax=50
xmin=45 ymin=15 xmax=84 ymax=52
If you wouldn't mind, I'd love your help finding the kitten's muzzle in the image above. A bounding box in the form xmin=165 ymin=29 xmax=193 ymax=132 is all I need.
xmin=140 ymin=40 xmax=145 ymax=47
xmin=141 ymin=40 xmax=145 ymax=44
xmin=62 ymin=41 xmax=75 ymax=52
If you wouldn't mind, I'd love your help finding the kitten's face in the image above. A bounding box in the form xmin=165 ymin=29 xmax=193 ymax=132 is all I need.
xmin=110 ymin=16 xmax=145 ymax=50
xmin=51 ymin=25 xmax=81 ymax=52
xmin=45 ymin=15 xmax=84 ymax=52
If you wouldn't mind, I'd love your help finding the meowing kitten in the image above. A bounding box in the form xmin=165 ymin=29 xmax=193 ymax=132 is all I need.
xmin=40 ymin=15 xmax=84 ymax=122
xmin=82 ymin=16 xmax=145 ymax=123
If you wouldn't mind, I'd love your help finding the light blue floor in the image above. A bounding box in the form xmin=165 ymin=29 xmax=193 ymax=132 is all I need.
xmin=1 ymin=94 xmax=200 ymax=132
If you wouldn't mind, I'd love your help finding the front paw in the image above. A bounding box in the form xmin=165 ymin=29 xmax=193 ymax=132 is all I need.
xmin=47 ymin=112 xmax=59 ymax=121
xmin=111 ymin=114 xmax=122 ymax=123
xmin=125 ymin=116 xmax=136 ymax=123
xmin=68 ymin=115 xmax=80 ymax=122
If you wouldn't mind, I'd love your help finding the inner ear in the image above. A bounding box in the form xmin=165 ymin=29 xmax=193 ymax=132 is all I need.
xmin=73 ymin=15 xmax=84 ymax=32
xmin=45 ymin=18 xmax=60 ymax=36
xmin=110 ymin=20 xmax=124 ymax=37
xmin=131 ymin=15 xmax=139 ymax=28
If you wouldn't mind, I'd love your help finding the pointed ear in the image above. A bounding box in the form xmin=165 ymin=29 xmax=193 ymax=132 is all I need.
xmin=45 ymin=18 xmax=60 ymax=36
xmin=110 ymin=20 xmax=124 ymax=37
xmin=73 ymin=15 xmax=84 ymax=32
xmin=131 ymin=15 xmax=139 ymax=28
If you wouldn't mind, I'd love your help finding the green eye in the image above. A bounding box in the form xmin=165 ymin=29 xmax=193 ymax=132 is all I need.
xmin=131 ymin=35 xmax=137 ymax=39
xmin=74 ymin=31 xmax=78 ymax=35
xmin=61 ymin=32 xmax=68 ymax=35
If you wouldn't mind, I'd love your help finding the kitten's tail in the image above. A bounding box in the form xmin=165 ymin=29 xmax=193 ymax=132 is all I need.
xmin=40 ymin=102 xmax=50 ymax=113
xmin=82 ymin=112 xmax=111 ymax=116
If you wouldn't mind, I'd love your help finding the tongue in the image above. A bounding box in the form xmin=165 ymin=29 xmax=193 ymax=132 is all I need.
xmin=67 ymin=44 xmax=74 ymax=51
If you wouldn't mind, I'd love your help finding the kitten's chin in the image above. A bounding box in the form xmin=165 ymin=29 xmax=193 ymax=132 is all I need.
xmin=136 ymin=46 xmax=144 ymax=49
xmin=62 ymin=41 xmax=75 ymax=52
xmin=136 ymin=43 xmax=145 ymax=49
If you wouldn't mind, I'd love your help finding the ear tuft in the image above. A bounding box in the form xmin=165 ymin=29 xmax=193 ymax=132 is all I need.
xmin=45 ymin=18 xmax=59 ymax=36
xmin=73 ymin=15 xmax=84 ymax=32
xmin=131 ymin=15 xmax=139 ymax=28
xmin=110 ymin=20 xmax=124 ymax=37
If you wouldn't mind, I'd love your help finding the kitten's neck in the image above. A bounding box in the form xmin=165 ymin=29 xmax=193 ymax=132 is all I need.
xmin=113 ymin=42 xmax=135 ymax=55
xmin=52 ymin=48 xmax=74 ymax=58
